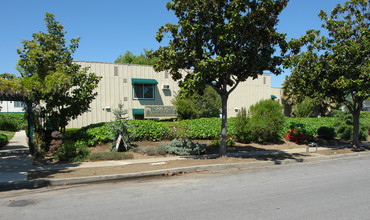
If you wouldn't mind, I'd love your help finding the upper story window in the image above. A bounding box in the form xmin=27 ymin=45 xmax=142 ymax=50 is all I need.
xmin=133 ymin=84 xmax=154 ymax=99
xmin=131 ymin=78 xmax=158 ymax=100
xmin=14 ymin=101 xmax=25 ymax=108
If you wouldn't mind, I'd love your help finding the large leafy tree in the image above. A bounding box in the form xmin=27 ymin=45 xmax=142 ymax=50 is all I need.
xmin=17 ymin=13 xmax=101 ymax=133
xmin=115 ymin=50 xmax=158 ymax=65
xmin=152 ymin=0 xmax=288 ymax=156
xmin=283 ymin=0 xmax=369 ymax=147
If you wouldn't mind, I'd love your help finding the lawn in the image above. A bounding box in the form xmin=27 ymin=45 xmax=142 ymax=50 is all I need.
xmin=0 ymin=130 xmax=16 ymax=141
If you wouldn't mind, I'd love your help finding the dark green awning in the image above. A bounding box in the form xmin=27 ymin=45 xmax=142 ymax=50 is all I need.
xmin=131 ymin=78 xmax=158 ymax=85
xmin=132 ymin=108 xmax=144 ymax=115
xmin=271 ymin=95 xmax=277 ymax=100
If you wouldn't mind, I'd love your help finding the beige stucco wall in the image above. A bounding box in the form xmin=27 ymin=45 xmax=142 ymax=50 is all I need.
xmin=68 ymin=61 xmax=283 ymax=128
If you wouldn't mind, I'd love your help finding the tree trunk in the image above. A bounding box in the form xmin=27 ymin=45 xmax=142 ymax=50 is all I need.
xmin=352 ymin=107 xmax=361 ymax=148
xmin=219 ymin=94 xmax=228 ymax=157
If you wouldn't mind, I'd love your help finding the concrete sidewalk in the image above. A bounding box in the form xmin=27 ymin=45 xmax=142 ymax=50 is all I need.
xmin=0 ymin=131 xmax=31 ymax=184
xmin=1 ymin=130 xmax=369 ymax=191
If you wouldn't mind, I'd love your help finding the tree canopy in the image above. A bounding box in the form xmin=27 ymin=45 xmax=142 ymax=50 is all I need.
xmin=283 ymin=0 xmax=369 ymax=147
xmin=115 ymin=50 xmax=158 ymax=65
xmin=152 ymin=0 xmax=288 ymax=156
xmin=16 ymin=13 xmax=101 ymax=132
xmin=0 ymin=73 xmax=24 ymax=97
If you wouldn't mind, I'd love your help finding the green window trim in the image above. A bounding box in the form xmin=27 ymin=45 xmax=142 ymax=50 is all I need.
xmin=131 ymin=78 xmax=158 ymax=85
xmin=132 ymin=108 xmax=144 ymax=115
xmin=131 ymin=78 xmax=157 ymax=100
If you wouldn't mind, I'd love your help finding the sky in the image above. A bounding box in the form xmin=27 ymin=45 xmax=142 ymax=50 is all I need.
xmin=0 ymin=0 xmax=347 ymax=88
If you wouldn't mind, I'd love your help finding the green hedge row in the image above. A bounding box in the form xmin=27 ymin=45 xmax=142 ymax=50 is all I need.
xmin=67 ymin=114 xmax=370 ymax=146
xmin=0 ymin=113 xmax=26 ymax=131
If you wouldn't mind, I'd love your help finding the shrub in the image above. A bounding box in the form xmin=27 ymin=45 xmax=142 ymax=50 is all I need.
xmin=226 ymin=138 xmax=235 ymax=147
xmin=334 ymin=111 xmax=368 ymax=141
xmin=234 ymin=108 xmax=252 ymax=143
xmin=164 ymin=139 xmax=206 ymax=156
xmin=212 ymin=139 xmax=220 ymax=148
xmin=88 ymin=152 xmax=133 ymax=161
xmin=292 ymin=97 xmax=315 ymax=118
xmin=173 ymin=99 xmax=197 ymax=120
xmin=154 ymin=144 xmax=167 ymax=155
xmin=53 ymin=140 xmax=90 ymax=162
xmin=0 ymin=113 xmax=26 ymax=131
xmin=0 ymin=134 xmax=8 ymax=148
xmin=143 ymin=146 xmax=156 ymax=156
xmin=249 ymin=100 xmax=284 ymax=142
xmin=285 ymin=129 xmax=305 ymax=143
xmin=317 ymin=126 xmax=336 ymax=139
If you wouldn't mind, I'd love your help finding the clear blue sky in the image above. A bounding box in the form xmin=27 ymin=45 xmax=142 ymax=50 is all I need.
xmin=0 ymin=0 xmax=346 ymax=88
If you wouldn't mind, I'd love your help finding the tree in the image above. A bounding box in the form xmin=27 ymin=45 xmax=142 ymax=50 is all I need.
xmin=152 ymin=0 xmax=288 ymax=156
xmin=17 ymin=13 xmax=101 ymax=134
xmin=173 ymin=86 xmax=221 ymax=120
xmin=283 ymin=0 xmax=369 ymax=147
xmin=0 ymin=73 xmax=24 ymax=96
xmin=115 ymin=50 xmax=158 ymax=65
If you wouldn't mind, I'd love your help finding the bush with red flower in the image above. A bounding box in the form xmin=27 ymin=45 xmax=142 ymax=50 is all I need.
xmin=285 ymin=129 xmax=305 ymax=143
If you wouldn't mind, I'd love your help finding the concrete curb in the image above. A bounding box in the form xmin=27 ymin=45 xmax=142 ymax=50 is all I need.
xmin=2 ymin=150 xmax=370 ymax=191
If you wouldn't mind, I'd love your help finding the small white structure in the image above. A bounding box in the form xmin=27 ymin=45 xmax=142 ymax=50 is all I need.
xmin=0 ymin=101 xmax=25 ymax=113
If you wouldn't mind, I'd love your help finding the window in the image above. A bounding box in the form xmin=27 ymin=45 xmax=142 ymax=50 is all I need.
xmin=14 ymin=101 xmax=25 ymax=108
xmin=133 ymin=84 xmax=154 ymax=99
xmin=131 ymin=78 xmax=157 ymax=100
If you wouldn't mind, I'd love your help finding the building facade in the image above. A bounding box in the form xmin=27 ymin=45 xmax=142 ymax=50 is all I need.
xmin=0 ymin=100 xmax=25 ymax=113
xmin=67 ymin=61 xmax=282 ymax=128
xmin=363 ymin=101 xmax=370 ymax=112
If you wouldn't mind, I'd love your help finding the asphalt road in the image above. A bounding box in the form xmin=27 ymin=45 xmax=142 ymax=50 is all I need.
xmin=1 ymin=155 xmax=370 ymax=220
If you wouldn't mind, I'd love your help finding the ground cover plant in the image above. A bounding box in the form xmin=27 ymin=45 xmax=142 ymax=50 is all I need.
xmin=88 ymin=152 xmax=134 ymax=161
xmin=57 ymin=112 xmax=369 ymax=161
